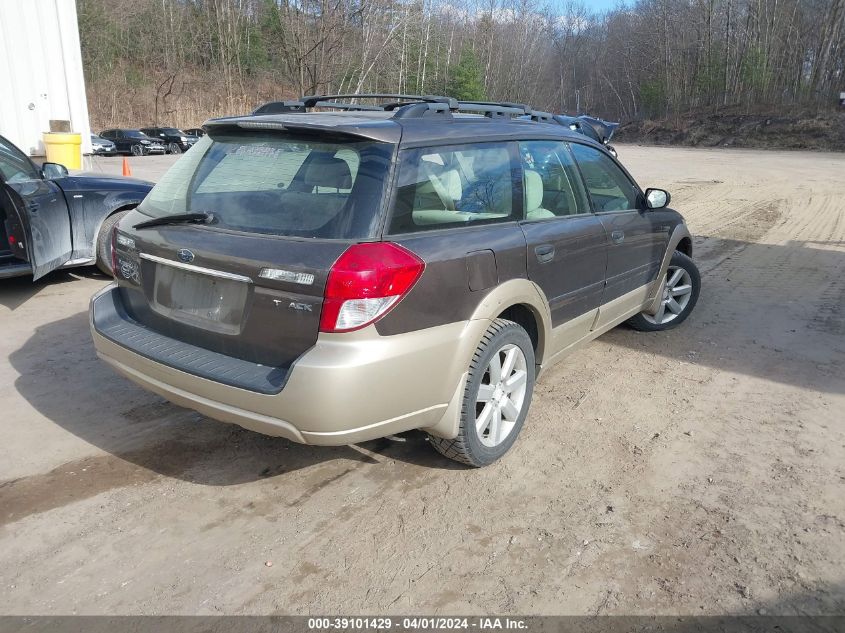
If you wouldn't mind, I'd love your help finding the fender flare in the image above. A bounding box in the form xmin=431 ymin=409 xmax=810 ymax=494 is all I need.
xmin=467 ymin=278 xmax=553 ymax=366
xmin=644 ymin=223 xmax=693 ymax=315
xmin=90 ymin=198 xmax=144 ymax=254
xmin=423 ymin=279 xmax=553 ymax=440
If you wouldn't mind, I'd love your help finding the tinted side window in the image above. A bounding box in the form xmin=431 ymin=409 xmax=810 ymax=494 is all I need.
xmin=519 ymin=140 xmax=589 ymax=219
xmin=570 ymin=143 xmax=639 ymax=212
xmin=0 ymin=136 xmax=38 ymax=182
xmin=388 ymin=142 xmax=515 ymax=234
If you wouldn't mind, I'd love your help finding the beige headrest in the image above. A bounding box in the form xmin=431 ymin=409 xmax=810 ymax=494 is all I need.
xmin=525 ymin=169 xmax=543 ymax=211
xmin=440 ymin=169 xmax=462 ymax=200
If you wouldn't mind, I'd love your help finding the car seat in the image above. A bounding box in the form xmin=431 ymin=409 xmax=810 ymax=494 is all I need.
xmin=524 ymin=170 xmax=555 ymax=220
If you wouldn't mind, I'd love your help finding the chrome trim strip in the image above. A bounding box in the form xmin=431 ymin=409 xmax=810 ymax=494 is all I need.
xmin=139 ymin=253 xmax=252 ymax=283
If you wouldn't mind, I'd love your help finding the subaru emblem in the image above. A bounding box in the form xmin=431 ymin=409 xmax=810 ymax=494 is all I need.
xmin=177 ymin=249 xmax=194 ymax=263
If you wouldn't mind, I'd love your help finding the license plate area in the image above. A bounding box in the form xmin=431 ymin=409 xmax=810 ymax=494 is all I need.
xmin=151 ymin=265 xmax=249 ymax=335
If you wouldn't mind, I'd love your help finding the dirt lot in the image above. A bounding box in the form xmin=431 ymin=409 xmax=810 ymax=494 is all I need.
xmin=1 ymin=147 xmax=843 ymax=616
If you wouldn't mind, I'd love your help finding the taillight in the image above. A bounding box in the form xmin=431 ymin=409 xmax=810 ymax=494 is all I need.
xmin=319 ymin=242 xmax=425 ymax=333
xmin=110 ymin=225 xmax=119 ymax=277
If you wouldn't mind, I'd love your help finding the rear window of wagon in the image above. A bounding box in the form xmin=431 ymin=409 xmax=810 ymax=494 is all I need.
xmin=137 ymin=132 xmax=394 ymax=239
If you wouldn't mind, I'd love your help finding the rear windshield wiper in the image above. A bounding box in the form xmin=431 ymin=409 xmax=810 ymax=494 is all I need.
xmin=133 ymin=212 xmax=213 ymax=230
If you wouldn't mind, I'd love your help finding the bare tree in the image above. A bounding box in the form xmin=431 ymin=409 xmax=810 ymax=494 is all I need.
xmin=78 ymin=0 xmax=845 ymax=129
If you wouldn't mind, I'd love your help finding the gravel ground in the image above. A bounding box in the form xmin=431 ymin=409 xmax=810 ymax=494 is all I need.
xmin=1 ymin=146 xmax=843 ymax=615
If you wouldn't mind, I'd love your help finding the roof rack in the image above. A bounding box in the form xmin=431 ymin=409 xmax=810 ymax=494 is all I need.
xmin=251 ymin=94 xmax=568 ymax=124
xmin=458 ymin=100 xmax=528 ymax=110
xmin=454 ymin=100 xmax=561 ymax=122
xmin=250 ymin=94 xmax=459 ymax=119
xmin=312 ymin=100 xmax=385 ymax=111
xmin=391 ymin=102 xmax=452 ymax=118
xmin=299 ymin=94 xmax=458 ymax=109
xmin=456 ymin=101 xmax=528 ymax=118
xmin=526 ymin=110 xmax=555 ymax=122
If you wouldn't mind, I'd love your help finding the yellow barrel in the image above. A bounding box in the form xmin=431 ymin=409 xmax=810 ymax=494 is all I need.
xmin=42 ymin=132 xmax=82 ymax=170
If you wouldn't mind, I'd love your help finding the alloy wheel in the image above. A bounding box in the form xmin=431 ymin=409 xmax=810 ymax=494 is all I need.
xmin=474 ymin=344 xmax=529 ymax=447
xmin=643 ymin=265 xmax=694 ymax=325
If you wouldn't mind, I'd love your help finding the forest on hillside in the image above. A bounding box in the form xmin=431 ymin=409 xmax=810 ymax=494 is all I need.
xmin=77 ymin=0 xmax=845 ymax=129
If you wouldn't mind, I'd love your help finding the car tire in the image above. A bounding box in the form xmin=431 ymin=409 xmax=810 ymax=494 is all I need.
xmin=96 ymin=210 xmax=130 ymax=276
xmin=627 ymin=251 xmax=701 ymax=332
xmin=428 ymin=319 xmax=535 ymax=467
xmin=130 ymin=144 xmax=145 ymax=156
xmin=168 ymin=142 xmax=182 ymax=155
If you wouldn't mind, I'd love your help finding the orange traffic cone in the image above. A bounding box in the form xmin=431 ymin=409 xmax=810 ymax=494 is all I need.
xmin=122 ymin=158 xmax=132 ymax=177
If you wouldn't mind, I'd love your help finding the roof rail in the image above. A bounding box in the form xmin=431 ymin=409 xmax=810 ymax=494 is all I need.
xmin=312 ymin=100 xmax=385 ymax=111
xmin=298 ymin=94 xmax=458 ymax=109
xmin=458 ymin=100 xmax=529 ymax=111
xmin=526 ymin=110 xmax=555 ymax=122
xmin=251 ymin=94 xmax=573 ymax=124
xmin=456 ymin=101 xmax=528 ymax=118
xmin=391 ymin=102 xmax=452 ymax=119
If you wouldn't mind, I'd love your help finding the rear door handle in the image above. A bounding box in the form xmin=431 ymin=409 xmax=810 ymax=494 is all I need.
xmin=611 ymin=230 xmax=624 ymax=244
xmin=534 ymin=244 xmax=555 ymax=263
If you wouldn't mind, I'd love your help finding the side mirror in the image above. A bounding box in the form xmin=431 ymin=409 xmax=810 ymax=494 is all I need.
xmin=644 ymin=188 xmax=670 ymax=209
xmin=41 ymin=162 xmax=69 ymax=179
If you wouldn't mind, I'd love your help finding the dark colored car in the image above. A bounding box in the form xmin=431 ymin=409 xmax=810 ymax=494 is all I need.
xmin=91 ymin=94 xmax=699 ymax=466
xmin=99 ymin=129 xmax=166 ymax=156
xmin=140 ymin=127 xmax=199 ymax=154
xmin=183 ymin=128 xmax=205 ymax=138
xmin=0 ymin=133 xmax=152 ymax=280
xmin=90 ymin=134 xmax=117 ymax=156
xmin=571 ymin=116 xmax=618 ymax=156
xmin=522 ymin=113 xmax=620 ymax=156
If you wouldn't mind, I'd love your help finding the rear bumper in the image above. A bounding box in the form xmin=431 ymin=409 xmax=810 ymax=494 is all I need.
xmin=90 ymin=284 xmax=486 ymax=445
xmin=0 ymin=261 xmax=33 ymax=279
xmin=92 ymin=288 xmax=289 ymax=394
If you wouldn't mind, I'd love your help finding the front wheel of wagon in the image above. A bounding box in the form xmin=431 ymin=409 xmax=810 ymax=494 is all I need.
xmin=628 ymin=251 xmax=701 ymax=332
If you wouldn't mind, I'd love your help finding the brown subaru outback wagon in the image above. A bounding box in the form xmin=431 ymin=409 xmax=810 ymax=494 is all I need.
xmin=90 ymin=95 xmax=699 ymax=466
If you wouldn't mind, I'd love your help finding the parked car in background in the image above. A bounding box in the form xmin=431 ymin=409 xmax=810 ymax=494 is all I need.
xmin=91 ymin=93 xmax=698 ymax=467
xmin=520 ymin=113 xmax=619 ymax=156
xmin=184 ymin=128 xmax=205 ymax=138
xmin=90 ymin=134 xmax=117 ymax=156
xmin=0 ymin=133 xmax=152 ymax=280
xmin=140 ymin=127 xmax=199 ymax=154
xmin=552 ymin=115 xmax=619 ymax=157
xmin=99 ymin=129 xmax=166 ymax=156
